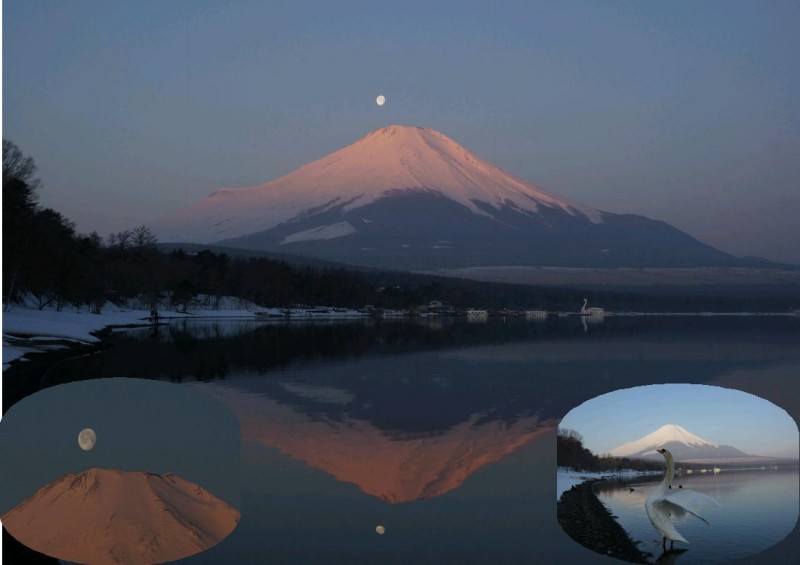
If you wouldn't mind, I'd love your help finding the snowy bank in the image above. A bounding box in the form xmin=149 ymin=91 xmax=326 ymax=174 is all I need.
xmin=557 ymin=468 xmax=610 ymax=501
xmin=2 ymin=299 xmax=370 ymax=369
xmin=3 ymin=307 xmax=150 ymax=343
xmin=2 ymin=299 xmax=258 ymax=369
xmin=2 ymin=306 xmax=150 ymax=369
xmin=556 ymin=467 xmax=660 ymax=501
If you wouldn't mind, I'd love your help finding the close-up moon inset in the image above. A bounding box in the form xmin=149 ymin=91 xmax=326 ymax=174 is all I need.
xmin=376 ymin=95 xmax=385 ymax=106
xmin=78 ymin=428 xmax=96 ymax=451
xmin=1 ymin=379 xmax=241 ymax=564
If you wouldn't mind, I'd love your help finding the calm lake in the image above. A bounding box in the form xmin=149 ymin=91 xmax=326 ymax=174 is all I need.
xmin=6 ymin=315 xmax=800 ymax=564
xmin=596 ymin=470 xmax=799 ymax=564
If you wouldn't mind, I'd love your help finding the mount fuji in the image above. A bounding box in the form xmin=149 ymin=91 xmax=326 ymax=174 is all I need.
xmin=150 ymin=125 xmax=737 ymax=270
xmin=609 ymin=424 xmax=752 ymax=462
xmin=1 ymin=468 xmax=240 ymax=565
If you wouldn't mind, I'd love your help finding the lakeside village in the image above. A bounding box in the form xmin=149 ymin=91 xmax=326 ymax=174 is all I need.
xmin=255 ymin=298 xmax=601 ymax=321
xmin=1 ymin=289 xmax=613 ymax=369
xmin=0 ymin=292 xmax=589 ymax=369
xmin=188 ymin=293 xmax=800 ymax=321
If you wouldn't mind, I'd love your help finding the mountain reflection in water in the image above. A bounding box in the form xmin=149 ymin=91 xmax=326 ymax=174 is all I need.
xmin=7 ymin=316 xmax=798 ymax=563
xmin=190 ymin=379 xmax=555 ymax=503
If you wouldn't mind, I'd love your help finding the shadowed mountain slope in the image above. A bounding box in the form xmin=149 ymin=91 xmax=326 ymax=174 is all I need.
xmin=151 ymin=125 xmax=737 ymax=270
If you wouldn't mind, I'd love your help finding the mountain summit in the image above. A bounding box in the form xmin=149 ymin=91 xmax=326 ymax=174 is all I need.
xmin=609 ymin=424 xmax=750 ymax=461
xmin=1 ymin=468 xmax=240 ymax=565
xmin=151 ymin=125 xmax=599 ymax=241
xmin=150 ymin=125 xmax=736 ymax=270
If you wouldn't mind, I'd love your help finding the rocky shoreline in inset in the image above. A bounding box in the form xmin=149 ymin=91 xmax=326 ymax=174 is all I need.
xmin=557 ymin=479 xmax=650 ymax=564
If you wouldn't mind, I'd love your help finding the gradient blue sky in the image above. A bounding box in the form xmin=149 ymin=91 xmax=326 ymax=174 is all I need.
xmin=560 ymin=384 xmax=799 ymax=459
xmin=3 ymin=1 xmax=799 ymax=263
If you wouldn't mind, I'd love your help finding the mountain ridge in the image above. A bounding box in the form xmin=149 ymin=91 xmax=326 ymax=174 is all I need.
xmin=151 ymin=125 xmax=601 ymax=243
xmin=192 ymin=382 xmax=555 ymax=503
xmin=1 ymin=467 xmax=240 ymax=565
xmin=150 ymin=125 xmax=739 ymax=270
xmin=608 ymin=424 xmax=753 ymax=461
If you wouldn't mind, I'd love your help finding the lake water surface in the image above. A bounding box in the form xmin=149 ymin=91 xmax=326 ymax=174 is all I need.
xmin=596 ymin=470 xmax=799 ymax=564
xmin=6 ymin=315 xmax=800 ymax=563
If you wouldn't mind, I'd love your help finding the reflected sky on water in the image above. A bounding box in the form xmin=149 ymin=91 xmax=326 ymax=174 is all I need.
xmin=4 ymin=316 xmax=799 ymax=563
xmin=596 ymin=470 xmax=799 ymax=563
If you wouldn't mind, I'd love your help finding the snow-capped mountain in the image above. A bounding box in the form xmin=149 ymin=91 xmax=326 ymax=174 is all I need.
xmin=150 ymin=125 xmax=737 ymax=270
xmin=1 ymin=468 xmax=240 ymax=565
xmin=609 ymin=424 xmax=750 ymax=461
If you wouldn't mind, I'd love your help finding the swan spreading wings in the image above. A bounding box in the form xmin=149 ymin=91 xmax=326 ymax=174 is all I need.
xmin=645 ymin=448 xmax=721 ymax=550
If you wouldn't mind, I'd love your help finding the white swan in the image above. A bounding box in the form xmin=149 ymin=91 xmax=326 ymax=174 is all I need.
xmin=580 ymin=298 xmax=605 ymax=316
xmin=645 ymin=448 xmax=720 ymax=550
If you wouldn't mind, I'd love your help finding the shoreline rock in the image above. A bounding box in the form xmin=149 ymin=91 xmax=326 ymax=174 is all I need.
xmin=557 ymin=479 xmax=651 ymax=564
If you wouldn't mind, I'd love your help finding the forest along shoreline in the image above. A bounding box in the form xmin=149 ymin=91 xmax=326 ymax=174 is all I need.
xmin=557 ymin=479 xmax=651 ymax=564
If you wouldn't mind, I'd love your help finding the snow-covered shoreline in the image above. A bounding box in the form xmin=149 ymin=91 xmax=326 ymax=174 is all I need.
xmin=556 ymin=467 xmax=660 ymax=501
xmin=2 ymin=307 xmax=255 ymax=370
xmin=1 ymin=299 xmax=375 ymax=371
xmin=3 ymin=306 xmax=151 ymax=370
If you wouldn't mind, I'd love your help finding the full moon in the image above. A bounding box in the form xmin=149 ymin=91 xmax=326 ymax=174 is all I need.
xmin=78 ymin=428 xmax=96 ymax=451
xmin=375 ymin=525 xmax=385 ymax=535
xmin=376 ymin=95 xmax=386 ymax=106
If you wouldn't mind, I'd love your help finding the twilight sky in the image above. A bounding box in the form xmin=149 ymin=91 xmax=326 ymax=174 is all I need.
xmin=560 ymin=384 xmax=799 ymax=459
xmin=3 ymin=1 xmax=799 ymax=263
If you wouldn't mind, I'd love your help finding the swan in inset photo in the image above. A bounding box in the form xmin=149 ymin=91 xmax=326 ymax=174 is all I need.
xmin=645 ymin=448 xmax=720 ymax=550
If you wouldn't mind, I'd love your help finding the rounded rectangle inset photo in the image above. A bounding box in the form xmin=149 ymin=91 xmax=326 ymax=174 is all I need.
xmin=0 ymin=377 xmax=241 ymax=565
xmin=557 ymin=384 xmax=799 ymax=564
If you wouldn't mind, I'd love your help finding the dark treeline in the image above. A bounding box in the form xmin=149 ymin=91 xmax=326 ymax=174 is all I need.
xmin=0 ymin=140 xmax=540 ymax=312
xmin=557 ymin=429 xmax=664 ymax=473
xmin=4 ymin=139 xmax=97 ymax=310
xmin=1 ymin=140 xmax=397 ymax=312
xmin=3 ymin=140 xmax=797 ymax=314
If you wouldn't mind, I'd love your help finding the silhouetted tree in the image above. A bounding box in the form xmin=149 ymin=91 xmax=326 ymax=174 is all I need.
xmin=132 ymin=225 xmax=158 ymax=249
xmin=3 ymin=140 xmax=41 ymax=303
xmin=25 ymin=209 xmax=78 ymax=309
xmin=3 ymin=139 xmax=40 ymax=192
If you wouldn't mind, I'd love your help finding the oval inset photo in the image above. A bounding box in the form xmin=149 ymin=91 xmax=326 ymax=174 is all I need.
xmin=557 ymin=384 xmax=798 ymax=564
xmin=0 ymin=378 xmax=241 ymax=565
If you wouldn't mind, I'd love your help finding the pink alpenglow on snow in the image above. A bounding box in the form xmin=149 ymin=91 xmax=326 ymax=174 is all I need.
xmin=149 ymin=124 xmax=601 ymax=244
xmin=147 ymin=125 xmax=737 ymax=270
xmin=194 ymin=382 xmax=556 ymax=503
xmin=1 ymin=468 xmax=240 ymax=565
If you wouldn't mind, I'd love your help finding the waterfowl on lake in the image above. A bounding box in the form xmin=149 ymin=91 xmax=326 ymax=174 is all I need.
xmin=580 ymin=298 xmax=606 ymax=317
xmin=645 ymin=448 xmax=720 ymax=550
